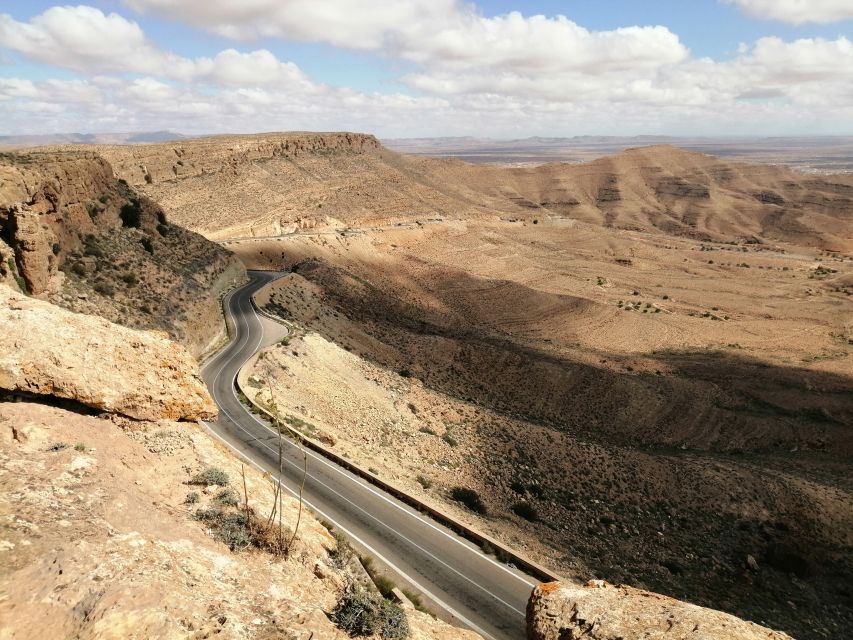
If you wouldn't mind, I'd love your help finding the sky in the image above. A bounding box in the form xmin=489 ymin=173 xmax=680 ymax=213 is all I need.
xmin=1 ymin=1 xmax=853 ymax=138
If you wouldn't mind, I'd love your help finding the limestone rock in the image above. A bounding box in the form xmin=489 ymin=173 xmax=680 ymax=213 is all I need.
xmin=527 ymin=581 xmax=794 ymax=640
xmin=0 ymin=286 xmax=214 ymax=421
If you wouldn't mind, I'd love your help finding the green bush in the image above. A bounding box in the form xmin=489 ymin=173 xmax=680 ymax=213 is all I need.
xmin=190 ymin=467 xmax=230 ymax=486
xmin=74 ymin=442 xmax=86 ymax=452
xmin=332 ymin=584 xmax=409 ymax=639
xmin=450 ymin=487 xmax=487 ymax=514
xmin=193 ymin=509 xmax=251 ymax=551
xmin=185 ymin=491 xmax=200 ymax=504
xmin=511 ymin=501 xmax=539 ymax=522
xmin=120 ymin=272 xmax=138 ymax=286
xmin=215 ymin=488 xmax=239 ymax=507
xmin=140 ymin=236 xmax=154 ymax=254
xmin=416 ymin=475 xmax=432 ymax=489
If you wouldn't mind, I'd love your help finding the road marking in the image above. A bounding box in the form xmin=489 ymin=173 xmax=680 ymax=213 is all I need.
xmin=204 ymin=273 xmax=537 ymax=636
xmin=203 ymin=423 xmax=502 ymax=640
xmin=238 ymin=286 xmax=539 ymax=589
xmin=212 ymin=355 xmax=528 ymax=619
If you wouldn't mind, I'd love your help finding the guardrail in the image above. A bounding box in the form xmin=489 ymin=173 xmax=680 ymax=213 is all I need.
xmin=233 ymin=282 xmax=563 ymax=585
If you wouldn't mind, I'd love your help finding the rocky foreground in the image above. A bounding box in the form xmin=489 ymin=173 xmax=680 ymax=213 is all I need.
xmin=528 ymin=581 xmax=794 ymax=640
xmin=0 ymin=288 xmax=478 ymax=640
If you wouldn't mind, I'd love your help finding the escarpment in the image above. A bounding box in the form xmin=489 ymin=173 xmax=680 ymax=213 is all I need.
xmin=0 ymin=151 xmax=245 ymax=357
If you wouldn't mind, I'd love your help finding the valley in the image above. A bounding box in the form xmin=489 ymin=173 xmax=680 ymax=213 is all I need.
xmin=1 ymin=132 xmax=850 ymax=639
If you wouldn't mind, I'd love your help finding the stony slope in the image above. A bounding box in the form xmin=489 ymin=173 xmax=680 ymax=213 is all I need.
xmin=527 ymin=581 xmax=794 ymax=640
xmin=0 ymin=150 xmax=245 ymax=357
xmin=0 ymin=290 xmax=478 ymax=640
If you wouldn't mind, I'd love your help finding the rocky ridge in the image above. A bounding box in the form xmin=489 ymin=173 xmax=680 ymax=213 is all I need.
xmin=0 ymin=150 xmax=245 ymax=357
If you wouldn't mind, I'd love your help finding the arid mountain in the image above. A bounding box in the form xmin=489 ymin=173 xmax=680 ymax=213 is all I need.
xmin=3 ymin=133 xmax=850 ymax=639
xmin=88 ymin=135 xmax=853 ymax=251
xmin=418 ymin=145 xmax=853 ymax=250
xmin=125 ymin=131 xmax=851 ymax=640
xmin=0 ymin=150 xmax=244 ymax=357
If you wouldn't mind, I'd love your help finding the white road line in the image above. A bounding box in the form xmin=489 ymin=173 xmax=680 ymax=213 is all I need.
xmin=203 ymin=424 xmax=502 ymax=640
xmin=212 ymin=363 xmax=527 ymax=618
xmin=204 ymin=274 xmax=536 ymax=633
xmin=238 ymin=288 xmax=539 ymax=589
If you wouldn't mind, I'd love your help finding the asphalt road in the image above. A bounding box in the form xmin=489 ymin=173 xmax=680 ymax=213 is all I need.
xmin=200 ymin=271 xmax=537 ymax=640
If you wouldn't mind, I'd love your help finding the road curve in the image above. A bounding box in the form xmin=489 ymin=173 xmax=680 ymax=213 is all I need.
xmin=200 ymin=271 xmax=537 ymax=640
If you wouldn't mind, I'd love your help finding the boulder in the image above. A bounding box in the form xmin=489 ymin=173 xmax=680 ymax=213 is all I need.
xmin=527 ymin=581 xmax=794 ymax=640
xmin=0 ymin=285 xmax=215 ymax=421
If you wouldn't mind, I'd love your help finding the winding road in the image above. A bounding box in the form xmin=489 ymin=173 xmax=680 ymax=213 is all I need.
xmin=200 ymin=271 xmax=537 ymax=640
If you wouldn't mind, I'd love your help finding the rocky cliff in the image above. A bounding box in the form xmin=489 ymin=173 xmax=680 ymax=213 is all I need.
xmin=94 ymin=131 xmax=382 ymax=187
xmin=83 ymin=133 xmax=485 ymax=239
xmin=527 ymin=581 xmax=794 ymax=640
xmin=0 ymin=285 xmax=214 ymax=421
xmin=0 ymin=150 xmax=245 ymax=357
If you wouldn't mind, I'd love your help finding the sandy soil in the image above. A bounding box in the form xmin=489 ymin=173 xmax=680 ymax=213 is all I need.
xmin=235 ymin=216 xmax=852 ymax=640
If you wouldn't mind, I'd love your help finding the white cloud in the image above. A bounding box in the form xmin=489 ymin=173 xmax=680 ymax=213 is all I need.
xmin=1 ymin=4 xmax=853 ymax=136
xmin=124 ymin=1 xmax=689 ymax=76
xmin=123 ymin=0 xmax=457 ymax=47
xmin=0 ymin=6 xmax=316 ymax=88
xmin=725 ymin=0 xmax=853 ymax=25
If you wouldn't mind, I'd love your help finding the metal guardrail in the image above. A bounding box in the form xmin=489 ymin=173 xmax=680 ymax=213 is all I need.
xmin=234 ymin=284 xmax=563 ymax=585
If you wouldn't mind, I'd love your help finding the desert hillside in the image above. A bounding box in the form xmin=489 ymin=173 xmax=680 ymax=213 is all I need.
xmin=0 ymin=150 xmax=245 ymax=357
xmin=169 ymin=132 xmax=853 ymax=640
xmin=73 ymin=134 xmax=853 ymax=251
xmin=0 ymin=285 xmax=480 ymax=640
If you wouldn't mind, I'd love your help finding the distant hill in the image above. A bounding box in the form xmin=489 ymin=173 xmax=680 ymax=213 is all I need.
xmin=0 ymin=130 xmax=186 ymax=147
xmin=382 ymin=135 xmax=853 ymax=173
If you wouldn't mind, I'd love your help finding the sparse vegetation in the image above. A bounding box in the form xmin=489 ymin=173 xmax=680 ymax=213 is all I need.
xmin=93 ymin=282 xmax=115 ymax=297
xmin=511 ymin=501 xmax=539 ymax=522
xmin=416 ymin=475 xmax=432 ymax=489
xmin=332 ymin=583 xmax=409 ymax=639
xmin=450 ymin=487 xmax=487 ymax=514
xmin=329 ymin=529 xmax=355 ymax=568
xmin=185 ymin=491 xmax=200 ymax=504
xmin=46 ymin=442 xmax=69 ymax=452
xmin=120 ymin=199 xmax=143 ymax=228
xmin=215 ymin=488 xmax=239 ymax=506
xmin=190 ymin=467 xmax=230 ymax=486
xmin=74 ymin=442 xmax=86 ymax=451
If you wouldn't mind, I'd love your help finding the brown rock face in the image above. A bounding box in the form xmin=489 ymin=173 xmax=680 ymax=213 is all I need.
xmin=0 ymin=285 xmax=214 ymax=421
xmin=527 ymin=581 xmax=794 ymax=640
xmin=0 ymin=150 xmax=246 ymax=357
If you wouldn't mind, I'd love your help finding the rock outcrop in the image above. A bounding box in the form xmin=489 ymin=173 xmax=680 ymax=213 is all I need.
xmin=0 ymin=285 xmax=214 ymax=421
xmin=527 ymin=581 xmax=794 ymax=640
xmin=0 ymin=400 xmax=479 ymax=640
xmin=92 ymin=132 xmax=382 ymax=187
xmin=0 ymin=150 xmax=246 ymax=357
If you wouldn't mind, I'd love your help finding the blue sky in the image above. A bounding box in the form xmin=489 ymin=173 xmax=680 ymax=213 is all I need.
xmin=1 ymin=1 xmax=852 ymax=136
